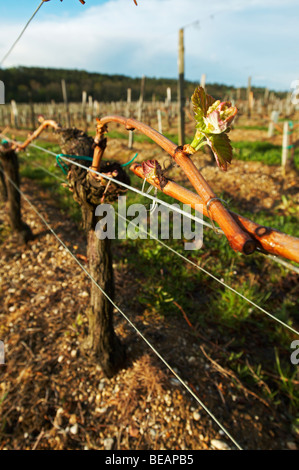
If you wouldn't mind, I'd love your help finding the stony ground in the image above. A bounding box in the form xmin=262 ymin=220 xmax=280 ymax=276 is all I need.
xmin=0 ymin=168 xmax=298 ymax=450
xmin=0 ymin=120 xmax=299 ymax=450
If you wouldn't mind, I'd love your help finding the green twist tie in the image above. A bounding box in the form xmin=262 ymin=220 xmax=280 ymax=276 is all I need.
xmin=56 ymin=153 xmax=93 ymax=175
xmin=56 ymin=152 xmax=138 ymax=175
xmin=121 ymin=153 xmax=138 ymax=167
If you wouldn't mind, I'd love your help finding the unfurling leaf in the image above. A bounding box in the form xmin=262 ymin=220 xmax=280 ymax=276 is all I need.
xmin=142 ymin=159 xmax=162 ymax=180
xmin=142 ymin=159 xmax=167 ymax=189
xmin=190 ymin=86 xmax=238 ymax=170
xmin=191 ymin=86 xmax=217 ymax=123
xmin=203 ymin=101 xmax=237 ymax=134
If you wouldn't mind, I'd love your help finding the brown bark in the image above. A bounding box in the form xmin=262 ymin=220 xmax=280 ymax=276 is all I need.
xmin=98 ymin=115 xmax=257 ymax=255
xmin=58 ymin=128 xmax=127 ymax=376
xmin=86 ymin=228 xmax=125 ymax=377
xmin=130 ymin=163 xmax=299 ymax=264
xmin=0 ymin=146 xmax=33 ymax=243
xmin=0 ymin=163 xmax=7 ymax=202
xmin=15 ymin=119 xmax=61 ymax=151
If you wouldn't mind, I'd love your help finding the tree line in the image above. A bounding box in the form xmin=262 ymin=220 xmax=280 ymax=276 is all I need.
xmin=0 ymin=66 xmax=286 ymax=104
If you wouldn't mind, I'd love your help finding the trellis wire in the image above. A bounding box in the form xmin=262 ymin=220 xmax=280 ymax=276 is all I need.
xmin=7 ymin=137 xmax=299 ymax=273
xmin=1 ymin=137 xmax=214 ymax=230
xmin=115 ymin=211 xmax=299 ymax=337
xmin=25 ymin=145 xmax=299 ymax=275
xmin=0 ymin=4 xmax=294 ymax=450
xmin=0 ymin=169 xmax=243 ymax=451
xmin=5 ymin=138 xmax=299 ymax=330
xmin=0 ymin=1 xmax=47 ymax=67
xmin=59 ymin=155 xmax=215 ymax=230
xmin=258 ymin=252 xmax=299 ymax=275
xmin=20 ymin=155 xmax=67 ymax=183
xmin=20 ymin=154 xmax=299 ymax=338
xmin=21 ymin=148 xmax=299 ymax=276
xmin=58 ymin=157 xmax=299 ymax=337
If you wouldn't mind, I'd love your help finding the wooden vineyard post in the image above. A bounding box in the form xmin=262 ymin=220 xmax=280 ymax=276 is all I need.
xmin=247 ymin=76 xmax=252 ymax=117
xmin=268 ymin=120 xmax=274 ymax=138
xmin=281 ymin=121 xmax=294 ymax=175
xmin=11 ymin=100 xmax=18 ymax=128
xmin=166 ymin=87 xmax=171 ymax=106
xmin=257 ymin=98 xmax=263 ymax=117
xmin=264 ymin=87 xmax=269 ymax=104
xmin=128 ymin=130 xmax=134 ymax=149
xmin=0 ymin=81 xmax=4 ymax=105
xmin=82 ymin=90 xmax=87 ymax=131
xmin=58 ymin=128 xmax=127 ymax=377
xmin=157 ymin=109 xmax=163 ymax=134
xmin=126 ymin=88 xmax=132 ymax=118
xmin=28 ymin=91 xmax=36 ymax=131
xmin=248 ymin=91 xmax=254 ymax=117
xmin=137 ymin=75 xmax=145 ymax=121
xmin=88 ymin=96 xmax=93 ymax=128
xmin=268 ymin=110 xmax=279 ymax=138
xmin=178 ymin=28 xmax=185 ymax=146
xmin=0 ymin=143 xmax=33 ymax=243
xmin=61 ymin=79 xmax=71 ymax=128
xmin=285 ymin=92 xmax=293 ymax=116
xmin=165 ymin=88 xmax=172 ymax=130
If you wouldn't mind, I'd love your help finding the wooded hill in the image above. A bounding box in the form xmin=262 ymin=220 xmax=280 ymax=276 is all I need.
xmin=0 ymin=66 xmax=286 ymax=104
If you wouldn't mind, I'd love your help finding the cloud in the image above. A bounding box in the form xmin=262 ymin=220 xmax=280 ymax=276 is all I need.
xmin=0 ymin=0 xmax=298 ymax=90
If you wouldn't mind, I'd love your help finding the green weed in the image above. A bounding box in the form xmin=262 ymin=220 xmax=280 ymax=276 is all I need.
xmin=5 ymin=136 xmax=298 ymax=417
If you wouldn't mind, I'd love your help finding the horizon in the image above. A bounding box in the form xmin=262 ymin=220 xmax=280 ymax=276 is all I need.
xmin=0 ymin=64 xmax=289 ymax=94
xmin=0 ymin=0 xmax=298 ymax=93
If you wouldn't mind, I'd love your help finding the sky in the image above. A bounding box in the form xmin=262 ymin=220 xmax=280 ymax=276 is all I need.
xmin=0 ymin=0 xmax=298 ymax=91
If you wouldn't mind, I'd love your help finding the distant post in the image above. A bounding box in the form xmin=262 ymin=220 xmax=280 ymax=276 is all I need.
xmin=94 ymin=100 xmax=100 ymax=117
xmin=86 ymin=95 xmax=93 ymax=127
xmin=264 ymin=88 xmax=269 ymax=106
xmin=10 ymin=100 xmax=18 ymax=128
xmin=127 ymin=88 xmax=132 ymax=104
xmin=268 ymin=110 xmax=279 ymax=138
xmin=28 ymin=91 xmax=35 ymax=131
xmin=200 ymin=73 xmax=206 ymax=91
xmin=128 ymin=130 xmax=134 ymax=150
xmin=137 ymin=75 xmax=145 ymax=121
xmin=178 ymin=28 xmax=185 ymax=146
xmin=248 ymin=91 xmax=254 ymax=116
xmin=0 ymin=81 xmax=4 ymax=105
xmin=285 ymin=92 xmax=292 ymax=116
xmin=126 ymin=88 xmax=131 ymax=117
xmin=157 ymin=109 xmax=163 ymax=134
xmin=82 ymin=90 xmax=87 ymax=130
xmin=247 ymin=76 xmax=252 ymax=117
xmin=281 ymin=121 xmax=293 ymax=175
xmin=166 ymin=87 xmax=171 ymax=106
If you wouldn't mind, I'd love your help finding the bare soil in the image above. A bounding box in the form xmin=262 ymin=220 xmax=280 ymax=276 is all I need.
xmin=0 ymin=125 xmax=298 ymax=450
